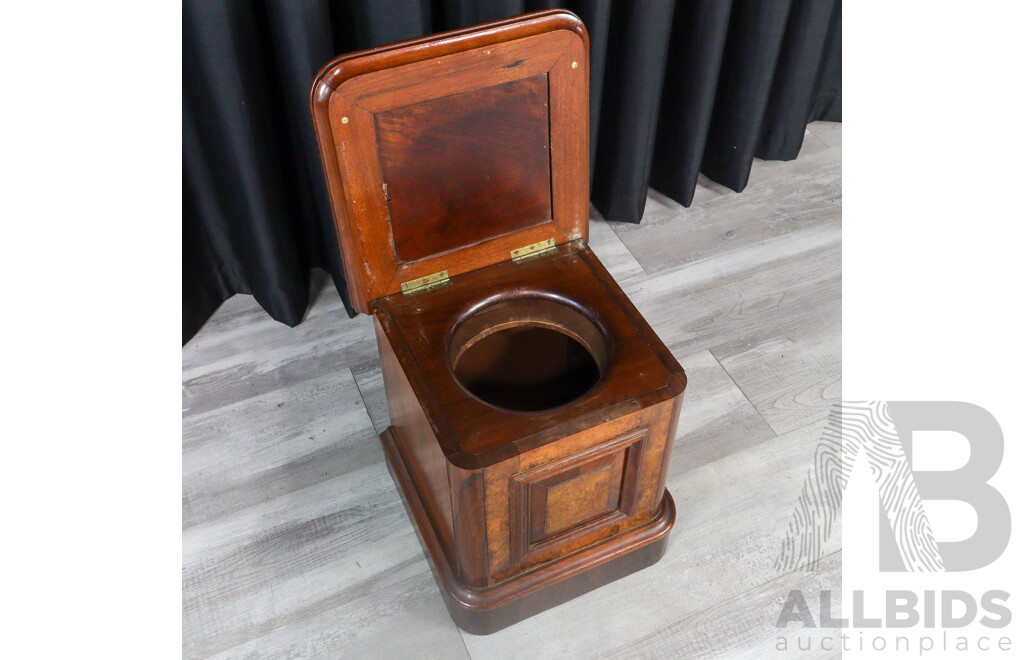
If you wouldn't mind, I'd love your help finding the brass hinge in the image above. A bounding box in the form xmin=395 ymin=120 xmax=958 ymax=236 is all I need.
xmin=511 ymin=238 xmax=556 ymax=264
xmin=401 ymin=270 xmax=450 ymax=296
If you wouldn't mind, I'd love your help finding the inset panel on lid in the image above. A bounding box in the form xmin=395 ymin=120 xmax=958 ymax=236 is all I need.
xmin=376 ymin=75 xmax=553 ymax=263
xmin=311 ymin=12 xmax=589 ymax=312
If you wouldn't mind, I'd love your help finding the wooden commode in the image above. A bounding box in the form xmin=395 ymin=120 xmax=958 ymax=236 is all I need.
xmin=310 ymin=9 xmax=687 ymax=634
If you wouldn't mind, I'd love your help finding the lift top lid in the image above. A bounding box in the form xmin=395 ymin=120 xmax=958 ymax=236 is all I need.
xmin=310 ymin=10 xmax=589 ymax=313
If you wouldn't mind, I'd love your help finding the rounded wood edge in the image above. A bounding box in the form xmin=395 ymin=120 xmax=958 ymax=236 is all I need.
xmin=308 ymin=11 xmax=588 ymax=313
xmin=444 ymin=490 xmax=675 ymax=608
xmin=668 ymin=370 xmax=688 ymax=397
xmin=309 ymin=79 xmax=370 ymax=314
xmin=313 ymin=10 xmax=587 ymax=92
xmin=577 ymin=243 xmax=688 ymax=398
xmin=446 ymin=492 xmax=674 ymax=635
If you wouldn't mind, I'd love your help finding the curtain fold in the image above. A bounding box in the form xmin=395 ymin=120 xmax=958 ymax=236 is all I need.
xmin=183 ymin=0 xmax=841 ymax=343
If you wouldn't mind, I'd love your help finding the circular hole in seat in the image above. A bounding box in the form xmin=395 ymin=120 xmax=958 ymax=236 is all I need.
xmin=449 ymin=298 xmax=609 ymax=412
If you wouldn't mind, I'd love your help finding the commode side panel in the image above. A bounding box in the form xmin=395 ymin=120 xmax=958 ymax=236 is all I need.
xmin=631 ymin=396 xmax=679 ymax=520
xmin=447 ymin=461 xmax=492 ymax=588
xmin=374 ymin=315 xmax=455 ymax=560
xmin=488 ymin=407 xmax=668 ymax=582
xmin=509 ymin=426 xmax=647 ymax=571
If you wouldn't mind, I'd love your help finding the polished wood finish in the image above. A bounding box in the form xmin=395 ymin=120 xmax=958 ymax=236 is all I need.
xmin=381 ymin=426 xmax=675 ymax=635
xmin=374 ymin=315 xmax=455 ymax=560
xmin=371 ymin=242 xmax=685 ymax=631
xmin=183 ymin=120 xmax=841 ymax=656
xmin=510 ymin=425 xmax=646 ymax=567
xmin=309 ymin=10 xmax=686 ymax=633
xmin=372 ymin=243 xmax=685 ymax=468
xmin=184 ymin=123 xmax=839 ymax=654
xmin=311 ymin=10 xmax=589 ymax=314
xmin=376 ymin=74 xmax=552 ymax=263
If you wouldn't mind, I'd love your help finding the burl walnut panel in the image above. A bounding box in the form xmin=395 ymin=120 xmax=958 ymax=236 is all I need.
xmin=375 ymin=74 xmax=552 ymax=263
xmin=511 ymin=427 xmax=645 ymax=565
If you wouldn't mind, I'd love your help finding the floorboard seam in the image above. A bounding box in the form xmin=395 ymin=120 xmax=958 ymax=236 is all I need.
xmin=803 ymin=128 xmax=831 ymax=151
xmin=805 ymin=125 xmax=835 ymax=150
xmin=350 ymin=364 xmax=380 ymax=429
xmin=598 ymin=549 xmax=843 ymax=658
xmin=183 ymin=122 xmax=841 ymax=657
xmin=193 ymin=556 xmax=440 ymax=659
xmin=623 ymin=220 xmax=841 ymax=306
xmin=707 ymin=350 xmax=778 ymax=438
xmin=603 ymin=220 xmax=654 ymax=277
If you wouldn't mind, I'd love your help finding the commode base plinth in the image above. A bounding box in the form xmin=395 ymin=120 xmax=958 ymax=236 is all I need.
xmin=379 ymin=426 xmax=676 ymax=635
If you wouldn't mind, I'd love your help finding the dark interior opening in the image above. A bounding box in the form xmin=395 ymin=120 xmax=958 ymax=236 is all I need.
xmin=452 ymin=325 xmax=601 ymax=412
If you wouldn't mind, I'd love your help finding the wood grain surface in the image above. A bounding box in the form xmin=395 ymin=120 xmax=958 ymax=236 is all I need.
xmin=310 ymin=10 xmax=589 ymax=313
xmin=183 ymin=122 xmax=841 ymax=658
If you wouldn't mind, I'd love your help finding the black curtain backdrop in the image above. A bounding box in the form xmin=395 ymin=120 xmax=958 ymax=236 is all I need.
xmin=183 ymin=0 xmax=841 ymax=343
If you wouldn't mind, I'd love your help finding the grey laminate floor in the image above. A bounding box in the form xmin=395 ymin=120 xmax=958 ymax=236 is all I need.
xmin=183 ymin=121 xmax=841 ymax=659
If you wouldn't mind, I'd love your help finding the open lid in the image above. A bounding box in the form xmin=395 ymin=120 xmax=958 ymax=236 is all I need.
xmin=310 ymin=10 xmax=589 ymax=313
